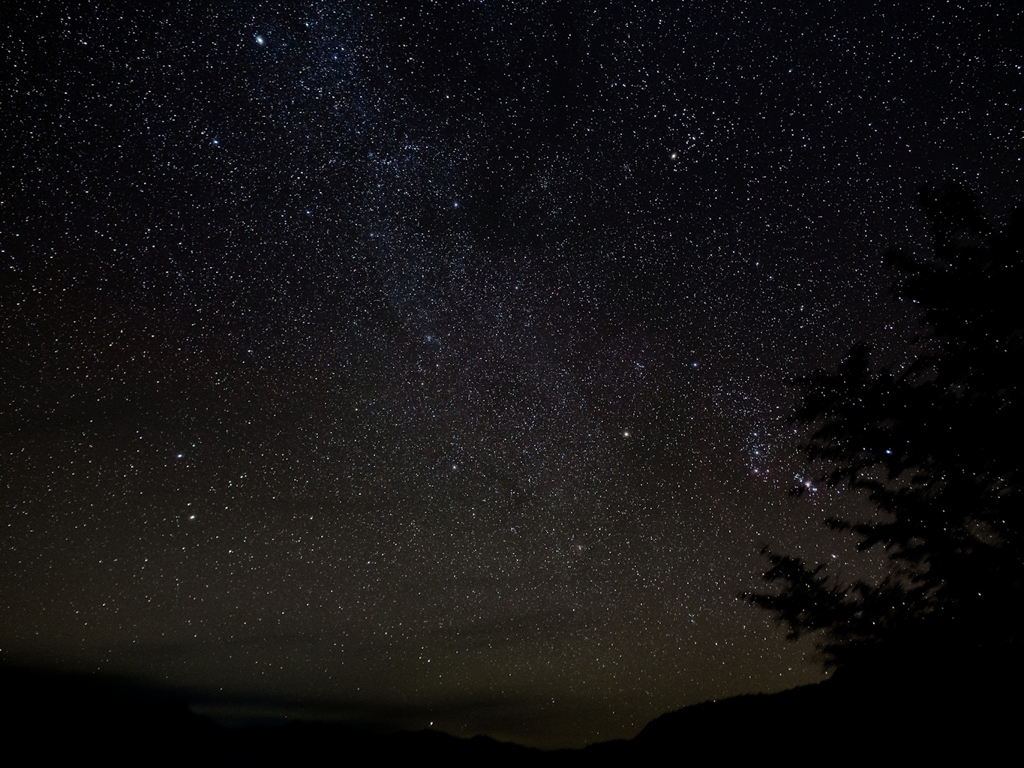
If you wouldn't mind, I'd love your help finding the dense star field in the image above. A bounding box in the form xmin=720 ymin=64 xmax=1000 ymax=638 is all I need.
xmin=2 ymin=0 xmax=1020 ymax=748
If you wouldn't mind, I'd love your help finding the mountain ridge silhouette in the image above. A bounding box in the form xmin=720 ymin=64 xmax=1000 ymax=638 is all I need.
xmin=2 ymin=654 xmax=1017 ymax=765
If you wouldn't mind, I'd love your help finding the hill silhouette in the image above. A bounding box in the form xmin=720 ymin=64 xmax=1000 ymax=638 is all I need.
xmin=2 ymin=657 xmax=1017 ymax=766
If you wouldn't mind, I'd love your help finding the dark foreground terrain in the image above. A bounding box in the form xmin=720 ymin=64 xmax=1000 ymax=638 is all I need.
xmin=2 ymin=652 xmax=1018 ymax=766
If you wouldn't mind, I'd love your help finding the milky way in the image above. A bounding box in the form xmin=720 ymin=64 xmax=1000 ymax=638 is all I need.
xmin=2 ymin=1 xmax=1020 ymax=748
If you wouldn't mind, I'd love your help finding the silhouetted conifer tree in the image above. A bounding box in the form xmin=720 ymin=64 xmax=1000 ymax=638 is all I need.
xmin=747 ymin=182 xmax=1023 ymax=670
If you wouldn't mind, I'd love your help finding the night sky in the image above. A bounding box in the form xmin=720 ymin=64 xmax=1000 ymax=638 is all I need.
xmin=2 ymin=0 xmax=1020 ymax=749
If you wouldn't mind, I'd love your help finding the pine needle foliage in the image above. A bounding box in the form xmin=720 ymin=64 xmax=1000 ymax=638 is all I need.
xmin=747 ymin=182 xmax=1023 ymax=668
